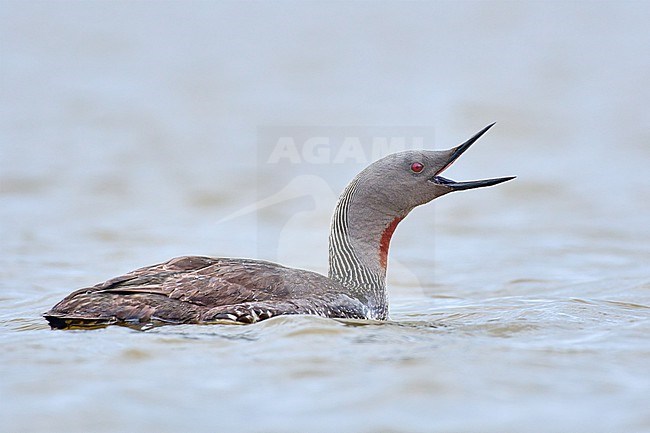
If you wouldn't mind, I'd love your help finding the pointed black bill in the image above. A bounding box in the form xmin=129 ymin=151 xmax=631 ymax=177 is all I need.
xmin=431 ymin=123 xmax=516 ymax=191
xmin=437 ymin=122 xmax=496 ymax=175
xmin=434 ymin=175 xmax=516 ymax=191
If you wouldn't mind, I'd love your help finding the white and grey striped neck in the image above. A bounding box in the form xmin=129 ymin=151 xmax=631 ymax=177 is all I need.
xmin=325 ymin=124 xmax=516 ymax=320
xmin=327 ymin=175 xmax=406 ymax=320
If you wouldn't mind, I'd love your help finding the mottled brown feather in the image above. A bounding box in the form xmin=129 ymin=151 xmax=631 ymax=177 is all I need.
xmin=44 ymin=256 xmax=367 ymax=328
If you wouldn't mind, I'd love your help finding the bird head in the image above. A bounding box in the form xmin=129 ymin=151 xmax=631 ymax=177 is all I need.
xmin=354 ymin=123 xmax=515 ymax=216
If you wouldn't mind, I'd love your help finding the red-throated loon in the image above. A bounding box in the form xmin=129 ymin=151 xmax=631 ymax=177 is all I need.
xmin=44 ymin=123 xmax=514 ymax=328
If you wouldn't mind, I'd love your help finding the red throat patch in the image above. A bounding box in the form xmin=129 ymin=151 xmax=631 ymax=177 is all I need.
xmin=379 ymin=216 xmax=402 ymax=270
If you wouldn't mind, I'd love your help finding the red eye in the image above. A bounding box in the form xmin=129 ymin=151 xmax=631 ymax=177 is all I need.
xmin=410 ymin=162 xmax=424 ymax=173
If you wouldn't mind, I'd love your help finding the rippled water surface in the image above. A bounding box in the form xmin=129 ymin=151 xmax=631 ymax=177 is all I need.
xmin=2 ymin=2 xmax=650 ymax=432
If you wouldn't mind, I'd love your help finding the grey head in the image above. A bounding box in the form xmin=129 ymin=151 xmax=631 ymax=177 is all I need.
xmin=328 ymin=123 xmax=515 ymax=318
xmin=350 ymin=123 xmax=515 ymax=217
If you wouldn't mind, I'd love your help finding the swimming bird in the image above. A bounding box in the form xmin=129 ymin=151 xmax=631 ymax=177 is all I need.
xmin=44 ymin=123 xmax=514 ymax=329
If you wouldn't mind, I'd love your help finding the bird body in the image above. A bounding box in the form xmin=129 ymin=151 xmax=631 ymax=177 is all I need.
xmin=45 ymin=256 xmax=369 ymax=328
xmin=45 ymin=124 xmax=514 ymax=328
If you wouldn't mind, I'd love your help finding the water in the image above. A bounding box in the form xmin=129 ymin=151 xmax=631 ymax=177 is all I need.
xmin=2 ymin=2 xmax=650 ymax=432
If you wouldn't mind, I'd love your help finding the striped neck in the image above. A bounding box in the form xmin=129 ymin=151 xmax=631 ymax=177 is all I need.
xmin=327 ymin=177 xmax=405 ymax=320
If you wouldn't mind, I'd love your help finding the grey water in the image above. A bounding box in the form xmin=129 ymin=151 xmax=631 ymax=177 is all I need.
xmin=1 ymin=2 xmax=649 ymax=432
